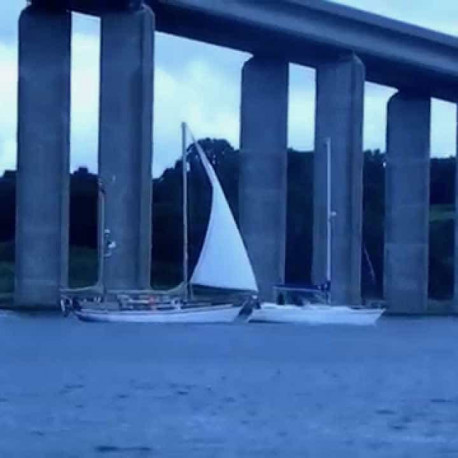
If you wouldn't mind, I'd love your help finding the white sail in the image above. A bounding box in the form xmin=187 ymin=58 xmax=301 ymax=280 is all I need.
xmin=187 ymin=128 xmax=258 ymax=293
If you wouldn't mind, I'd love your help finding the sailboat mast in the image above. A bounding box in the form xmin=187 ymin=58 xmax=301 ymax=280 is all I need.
xmin=325 ymin=137 xmax=332 ymax=304
xmin=182 ymin=122 xmax=190 ymax=302
xmin=96 ymin=179 xmax=105 ymax=295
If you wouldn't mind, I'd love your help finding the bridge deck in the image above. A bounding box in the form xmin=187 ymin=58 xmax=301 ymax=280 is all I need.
xmin=147 ymin=0 xmax=458 ymax=101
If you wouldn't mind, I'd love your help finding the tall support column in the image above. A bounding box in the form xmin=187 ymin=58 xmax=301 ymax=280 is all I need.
xmin=312 ymin=54 xmax=365 ymax=305
xmin=384 ymin=92 xmax=431 ymax=314
xmin=15 ymin=6 xmax=71 ymax=307
xmin=455 ymin=105 xmax=458 ymax=313
xmin=99 ymin=6 xmax=154 ymax=290
xmin=239 ymin=56 xmax=288 ymax=301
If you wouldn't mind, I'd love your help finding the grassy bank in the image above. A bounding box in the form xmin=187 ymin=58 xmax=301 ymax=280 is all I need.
xmin=0 ymin=242 xmax=177 ymax=293
xmin=0 ymin=241 xmax=99 ymax=293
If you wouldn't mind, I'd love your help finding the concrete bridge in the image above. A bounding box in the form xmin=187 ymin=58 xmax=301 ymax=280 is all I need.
xmin=16 ymin=0 xmax=458 ymax=312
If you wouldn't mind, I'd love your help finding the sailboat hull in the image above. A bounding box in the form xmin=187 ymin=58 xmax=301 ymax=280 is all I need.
xmin=74 ymin=304 xmax=243 ymax=324
xmin=250 ymin=303 xmax=384 ymax=325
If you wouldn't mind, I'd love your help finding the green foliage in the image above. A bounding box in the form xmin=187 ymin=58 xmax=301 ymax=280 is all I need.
xmin=429 ymin=219 xmax=454 ymax=299
xmin=286 ymin=150 xmax=313 ymax=284
xmin=0 ymin=142 xmax=455 ymax=300
xmin=0 ymin=241 xmax=14 ymax=263
xmin=430 ymin=204 xmax=454 ymax=223
xmin=68 ymin=246 xmax=98 ymax=288
xmin=362 ymin=150 xmax=385 ymax=297
xmin=0 ymin=261 xmax=14 ymax=293
xmin=0 ymin=242 xmax=99 ymax=292
xmin=0 ymin=242 xmax=14 ymax=293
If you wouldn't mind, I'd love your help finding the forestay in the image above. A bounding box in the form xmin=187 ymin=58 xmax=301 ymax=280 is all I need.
xmin=187 ymin=128 xmax=258 ymax=293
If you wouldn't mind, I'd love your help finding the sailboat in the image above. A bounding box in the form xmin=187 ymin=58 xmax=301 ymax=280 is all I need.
xmin=249 ymin=138 xmax=384 ymax=325
xmin=61 ymin=123 xmax=258 ymax=323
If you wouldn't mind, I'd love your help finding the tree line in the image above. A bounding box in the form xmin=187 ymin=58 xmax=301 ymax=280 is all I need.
xmin=0 ymin=140 xmax=454 ymax=298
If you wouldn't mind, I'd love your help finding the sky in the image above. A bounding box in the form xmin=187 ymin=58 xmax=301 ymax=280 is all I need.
xmin=0 ymin=1 xmax=456 ymax=177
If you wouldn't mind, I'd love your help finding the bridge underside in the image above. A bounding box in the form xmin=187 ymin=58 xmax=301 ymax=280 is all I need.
xmin=147 ymin=0 xmax=458 ymax=103
xmin=31 ymin=0 xmax=458 ymax=102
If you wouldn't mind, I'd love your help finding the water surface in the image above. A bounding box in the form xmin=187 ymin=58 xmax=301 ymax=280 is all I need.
xmin=1 ymin=313 xmax=458 ymax=456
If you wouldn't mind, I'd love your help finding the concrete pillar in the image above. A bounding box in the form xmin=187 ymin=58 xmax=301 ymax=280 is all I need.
xmin=453 ymin=105 xmax=458 ymax=313
xmin=99 ymin=6 xmax=154 ymax=290
xmin=312 ymin=54 xmax=365 ymax=305
xmin=239 ymin=56 xmax=288 ymax=301
xmin=384 ymin=92 xmax=431 ymax=314
xmin=15 ymin=6 xmax=71 ymax=307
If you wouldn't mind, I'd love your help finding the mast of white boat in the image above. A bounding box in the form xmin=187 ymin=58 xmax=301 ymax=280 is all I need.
xmin=325 ymin=137 xmax=332 ymax=305
xmin=182 ymin=122 xmax=190 ymax=302
xmin=96 ymin=179 xmax=105 ymax=295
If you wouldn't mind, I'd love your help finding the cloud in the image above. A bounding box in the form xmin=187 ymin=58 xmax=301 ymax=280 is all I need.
xmin=431 ymin=100 xmax=457 ymax=158
xmin=288 ymin=65 xmax=316 ymax=152
xmin=0 ymin=2 xmax=21 ymax=44
xmin=0 ymin=12 xmax=102 ymax=175
xmin=153 ymin=38 xmax=248 ymax=176
xmin=0 ymin=42 xmax=18 ymax=172
xmin=70 ymin=14 xmax=100 ymax=172
xmin=364 ymin=83 xmax=396 ymax=152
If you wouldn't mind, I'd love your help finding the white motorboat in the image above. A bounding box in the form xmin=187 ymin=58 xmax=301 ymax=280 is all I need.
xmin=62 ymin=123 xmax=258 ymax=323
xmin=249 ymin=138 xmax=385 ymax=325
xmin=250 ymin=302 xmax=383 ymax=325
